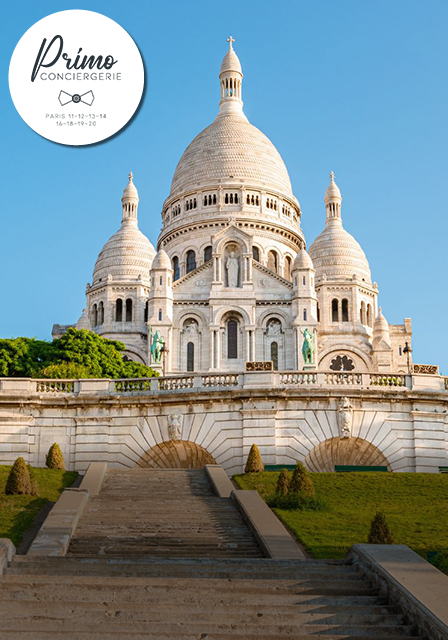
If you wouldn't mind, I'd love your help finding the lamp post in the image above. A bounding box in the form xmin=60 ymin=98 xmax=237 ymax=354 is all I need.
xmin=403 ymin=341 xmax=413 ymax=374
xmin=161 ymin=345 xmax=169 ymax=377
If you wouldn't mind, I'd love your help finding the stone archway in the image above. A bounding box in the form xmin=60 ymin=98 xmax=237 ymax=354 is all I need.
xmin=305 ymin=437 xmax=389 ymax=472
xmin=139 ymin=441 xmax=216 ymax=469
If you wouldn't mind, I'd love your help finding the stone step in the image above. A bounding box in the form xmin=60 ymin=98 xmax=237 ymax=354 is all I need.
xmin=0 ymin=634 xmax=425 ymax=640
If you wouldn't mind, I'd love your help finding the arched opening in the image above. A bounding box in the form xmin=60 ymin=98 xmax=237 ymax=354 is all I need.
xmin=116 ymin=299 xmax=123 ymax=322
xmin=271 ymin=341 xmax=279 ymax=370
xmin=92 ymin=304 xmax=98 ymax=327
xmin=252 ymin=246 xmax=260 ymax=262
xmin=187 ymin=342 xmax=195 ymax=372
xmin=98 ymin=302 xmax=104 ymax=325
xmin=360 ymin=301 xmax=366 ymax=325
xmin=342 ymin=299 xmax=349 ymax=322
xmin=139 ymin=441 xmax=216 ymax=469
xmin=125 ymin=299 xmax=133 ymax=322
xmin=284 ymin=256 xmax=292 ymax=280
xmin=367 ymin=304 xmax=373 ymax=327
xmin=144 ymin=301 xmax=148 ymax=323
xmin=186 ymin=250 xmax=196 ymax=273
xmin=227 ymin=319 xmax=238 ymax=359
xmin=332 ymin=299 xmax=339 ymax=322
xmin=172 ymin=256 xmax=180 ymax=281
xmin=305 ymin=437 xmax=390 ymax=472
xmin=204 ymin=246 xmax=212 ymax=262
xmin=267 ymin=250 xmax=278 ymax=273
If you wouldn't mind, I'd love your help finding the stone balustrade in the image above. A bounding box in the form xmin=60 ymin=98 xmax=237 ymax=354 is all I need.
xmin=0 ymin=370 xmax=446 ymax=396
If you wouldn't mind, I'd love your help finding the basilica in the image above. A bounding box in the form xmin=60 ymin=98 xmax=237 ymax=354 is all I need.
xmin=54 ymin=39 xmax=412 ymax=376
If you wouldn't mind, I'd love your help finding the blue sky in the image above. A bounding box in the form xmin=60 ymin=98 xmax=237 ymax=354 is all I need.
xmin=1 ymin=0 xmax=447 ymax=373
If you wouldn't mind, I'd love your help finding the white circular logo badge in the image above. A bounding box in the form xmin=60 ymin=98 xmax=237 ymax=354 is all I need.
xmin=9 ymin=10 xmax=144 ymax=146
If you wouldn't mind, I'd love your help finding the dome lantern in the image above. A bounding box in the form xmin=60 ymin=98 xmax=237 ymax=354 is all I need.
xmin=218 ymin=36 xmax=246 ymax=119
xmin=121 ymin=171 xmax=139 ymax=226
xmin=325 ymin=171 xmax=342 ymax=225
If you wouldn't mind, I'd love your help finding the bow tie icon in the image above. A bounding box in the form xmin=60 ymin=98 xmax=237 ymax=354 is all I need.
xmin=58 ymin=90 xmax=95 ymax=107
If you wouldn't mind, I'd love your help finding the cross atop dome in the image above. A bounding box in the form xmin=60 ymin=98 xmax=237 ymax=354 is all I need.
xmin=330 ymin=170 xmax=335 ymax=182
xmin=227 ymin=35 xmax=235 ymax=49
xmin=129 ymin=171 xmax=134 ymax=183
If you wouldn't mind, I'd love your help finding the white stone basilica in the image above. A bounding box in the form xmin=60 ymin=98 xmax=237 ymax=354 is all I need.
xmin=55 ymin=39 xmax=412 ymax=376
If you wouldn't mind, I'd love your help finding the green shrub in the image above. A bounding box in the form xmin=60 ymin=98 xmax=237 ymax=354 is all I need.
xmin=290 ymin=462 xmax=316 ymax=498
xmin=244 ymin=444 xmax=264 ymax=473
xmin=275 ymin=468 xmax=291 ymax=496
xmin=368 ymin=511 xmax=395 ymax=544
xmin=268 ymin=493 xmax=328 ymax=511
xmin=5 ymin=457 xmax=31 ymax=495
xmin=46 ymin=443 xmax=65 ymax=470
xmin=27 ymin=464 xmax=39 ymax=496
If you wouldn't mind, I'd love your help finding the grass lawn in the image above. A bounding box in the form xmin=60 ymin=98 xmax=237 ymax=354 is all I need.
xmin=233 ymin=471 xmax=448 ymax=565
xmin=0 ymin=466 xmax=78 ymax=547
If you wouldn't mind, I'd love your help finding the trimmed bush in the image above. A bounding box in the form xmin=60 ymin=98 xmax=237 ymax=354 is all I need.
xmin=268 ymin=493 xmax=329 ymax=511
xmin=5 ymin=457 xmax=31 ymax=495
xmin=46 ymin=443 xmax=65 ymax=470
xmin=27 ymin=464 xmax=40 ymax=497
xmin=275 ymin=468 xmax=291 ymax=496
xmin=244 ymin=444 xmax=264 ymax=473
xmin=290 ymin=462 xmax=316 ymax=498
xmin=368 ymin=511 xmax=395 ymax=544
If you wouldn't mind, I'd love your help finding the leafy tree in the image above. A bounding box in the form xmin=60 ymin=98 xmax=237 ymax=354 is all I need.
xmin=275 ymin=468 xmax=291 ymax=496
xmin=368 ymin=511 xmax=395 ymax=544
xmin=244 ymin=444 xmax=264 ymax=473
xmin=290 ymin=462 xmax=316 ymax=498
xmin=5 ymin=457 xmax=32 ymax=495
xmin=46 ymin=443 xmax=65 ymax=470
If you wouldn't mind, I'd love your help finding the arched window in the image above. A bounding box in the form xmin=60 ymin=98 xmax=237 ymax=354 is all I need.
xmin=367 ymin=304 xmax=373 ymax=327
xmin=125 ymin=299 xmax=132 ymax=322
xmin=186 ymin=250 xmax=196 ymax=273
xmin=98 ymin=302 xmax=104 ymax=325
xmin=92 ymin=303 xmax=98 ymax=327
xmin=267 ymin=250 xmax=278 ymax=273
xmin=187 ymin=342 xmax=195 ymax=372
xmin=225 ymin=193 xmax=229 ymax=204
xmin=144 ymin=301 xmax=148 ymax=323
xmin=116 ymin=299 xmax=123 ymax=322
xmin=172 ymin=256 xmax=180 ymax=281
xmin=204 ymin=246 xmax=212 ymax=262
xmin=235 ymin=193 xmax=238 ymax=204
xmin=284 ymin=256 xmax=292 ymax=280
xmin=227 ymin=320 xmax=238 ymax=359
xmin=252 ymin=246 xmax=260 ymax=262
xmin=317 ymin=304 xmax=320 ymax=322
xmin=360 ymin=301 xmax=366 ymax=324
xmin=271 ymin=342 xmax=279 ymax=371
xmin=303 ymin=309 xmax=307 ymax=321
xmin=342 ymin=299 xmax=349 ymax=322
xmin=213 ymin=194 xmax=217 ymax=205
xmin=158 ymin=309 xmax=162 ymax=321
xmin=332 ymin=299 xmax=339 ymax=322
xmin=203 ymin=196 xmax=207 ymax=206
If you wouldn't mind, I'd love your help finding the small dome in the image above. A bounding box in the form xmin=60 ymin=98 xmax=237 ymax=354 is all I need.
xmin=152 ymin=249 xmax=172 ymax=270
xmin=325 ymin=171 xmax=341 ymax=201
xmin=309 ymin=224 xmax=371 ymax=284
xmin=373 ymin=307 xmax=389 ymax=333
xmin=93 ymin=224 xmax=156 ymax=284
xmin=76 ymin=308 xmax=91 ymax=331
xmin=293 ymin=248 xmax=314 ymax=271
xmin=220 ymin=47 xmax=242 ymax=75
xmin=122 ymin=171 xmax=138 ymax=201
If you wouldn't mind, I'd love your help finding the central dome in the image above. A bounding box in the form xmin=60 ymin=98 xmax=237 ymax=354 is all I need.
xmin=169 ymin=113 xmax=293 ymax=198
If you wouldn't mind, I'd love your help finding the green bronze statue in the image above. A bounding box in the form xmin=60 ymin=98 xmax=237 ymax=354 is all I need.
xmin=301 ymin=328 xmax=315 ymax=365
xmin=149 ymin=326 xmax=165 ymax=365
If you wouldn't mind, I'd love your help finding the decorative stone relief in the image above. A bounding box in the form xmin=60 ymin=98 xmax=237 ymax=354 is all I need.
xmin=226 ymin=251 xmax=239 ymax=288
xmin=266 ymin=320 xmax=282 ymax=335
xmin=195 ymin=280 xmax=207 ymax=287
xmin=168 ymin=414 xmax=183 ymax=441
xmin=338 ymin=397 xmax=353 ymax=439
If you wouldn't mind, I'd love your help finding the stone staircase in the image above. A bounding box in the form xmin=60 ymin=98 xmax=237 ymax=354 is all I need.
xmin=0 ymin=468 xmax=426 ymax=638
xmin=67 ymin=468 xmax=263 ymax=558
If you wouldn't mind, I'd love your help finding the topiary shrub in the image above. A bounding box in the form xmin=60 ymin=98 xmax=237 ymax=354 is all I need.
xmin=244 ymin=444 xmax=264 ymax=473
xmin=46 ymin=443 xmax=65 ymax=470
xmin=5 ymin=457 xmax=32 ymax=495
xmin=368 ymin=511 xmax=395 ymax=544
xmin=275 ymin=468 xmax=291 ymax=496
xmin=27 ymin=464 xmax=40 ymax=497
xmin=290 ymin=462 xmax=316 ymax=498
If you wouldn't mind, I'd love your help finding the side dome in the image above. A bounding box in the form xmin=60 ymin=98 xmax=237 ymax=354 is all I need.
xmin=309 ymin=224 xmax=371 ymax=284
xmin=169 ymin=116 xmax=293 ymax=198
xmin=151 ymin=249 xmax=172 ymax=270
xmin=293 ymin=248 xmax=314 ymax=271
xmin=92 ymin=225 xmax=156 ymax=284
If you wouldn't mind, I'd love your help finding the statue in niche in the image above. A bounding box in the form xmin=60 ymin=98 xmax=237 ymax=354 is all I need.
xmin=301 ymin=328 xmax=315 ymax=364
xmin=149 ymin=326 xmax=165 ymax=364
xmin=338 ymin=397 xmax=353 ymax=439
xmin=266 ymin=320 xmax=282 ymax=336
xmin=184 ymin=320 xmax=198 ymax=335
xmin=168 ymin=414 xmax=183 ymax=441
xmin=226 ymin=251 xmax=239 ymax=288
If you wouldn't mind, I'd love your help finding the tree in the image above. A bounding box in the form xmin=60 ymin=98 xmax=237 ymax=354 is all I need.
xmin=275 ymin=468 xmax=291 ymax=496
xmin=244 ymin=444 xmax=264 ymax=473
xmin=46 ymin=443 xmax=65 ymax=470
xmin=5 ymin=457 xmax=32 ymax=495
xmin=290 ymin=462 xmax=316 ymax=498
xmin=368 ymin=512 xmax=395 ymax=544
